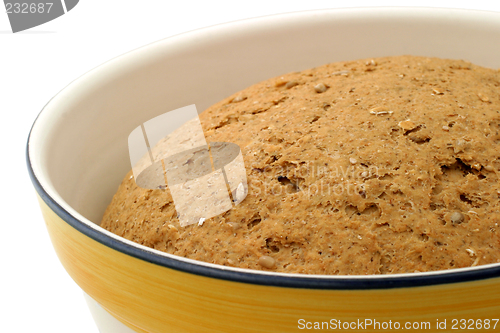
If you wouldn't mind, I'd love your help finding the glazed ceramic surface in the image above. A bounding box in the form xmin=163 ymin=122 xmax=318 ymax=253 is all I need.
xmin=28 ymin=7 xmax=500 ymax=333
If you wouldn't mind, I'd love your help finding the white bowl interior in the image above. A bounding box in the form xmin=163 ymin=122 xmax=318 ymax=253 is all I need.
xmin=30 ymin=7 xmax=500 ymax=226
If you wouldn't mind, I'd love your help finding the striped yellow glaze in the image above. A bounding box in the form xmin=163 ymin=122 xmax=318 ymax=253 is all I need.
xmin=38 ymin=196 xmax=500 ymax=333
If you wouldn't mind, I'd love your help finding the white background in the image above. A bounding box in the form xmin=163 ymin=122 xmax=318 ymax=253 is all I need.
xmin=1 ymin=1 xmax=500 ymax=332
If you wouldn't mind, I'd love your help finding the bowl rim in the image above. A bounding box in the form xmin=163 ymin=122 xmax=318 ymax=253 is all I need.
xmin=27 ymin=6 xmax=500 ymax=290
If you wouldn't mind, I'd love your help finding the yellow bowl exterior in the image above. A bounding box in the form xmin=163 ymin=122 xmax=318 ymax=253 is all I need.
xmin=38 ymin=196 xmax=500 ymax=333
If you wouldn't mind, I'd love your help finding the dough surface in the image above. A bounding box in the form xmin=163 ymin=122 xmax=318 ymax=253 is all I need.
xmin=101 ymin=55 xmax=500 ymax=275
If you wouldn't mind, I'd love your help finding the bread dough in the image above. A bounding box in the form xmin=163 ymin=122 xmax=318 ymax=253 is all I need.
xmin=101 ymin=56 xmax=500 ymax=275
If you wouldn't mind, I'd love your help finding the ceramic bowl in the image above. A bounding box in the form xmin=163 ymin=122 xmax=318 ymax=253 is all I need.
xmin=27 ymin=7 xmax=500 ymax=333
